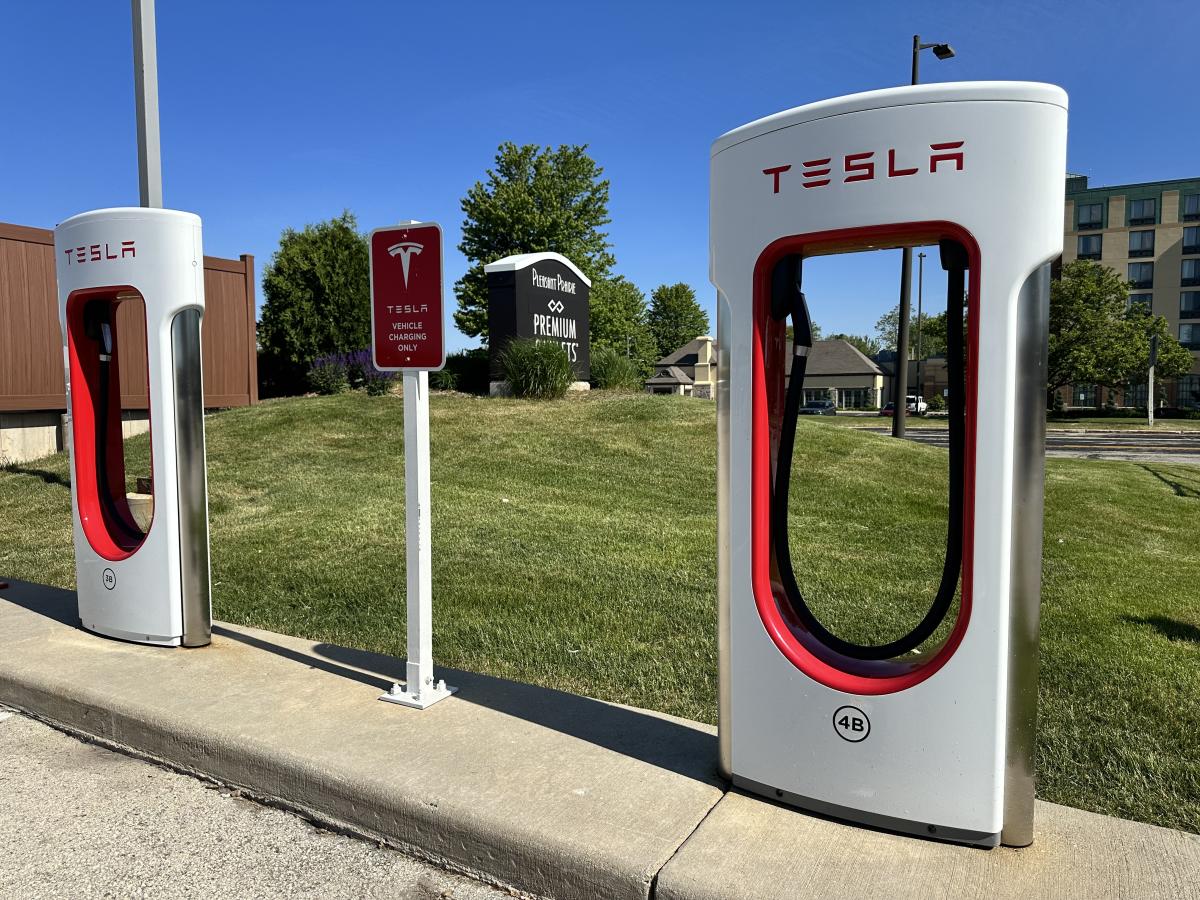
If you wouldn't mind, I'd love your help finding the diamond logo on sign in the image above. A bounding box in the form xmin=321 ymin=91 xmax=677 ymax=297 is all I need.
xmin=370 ymin=223 xmax=445 ymax=371
xmin=547 ymin=299 xmax=565 ymax=313
xmin=388 ymin=241 xmax=423 ymax=288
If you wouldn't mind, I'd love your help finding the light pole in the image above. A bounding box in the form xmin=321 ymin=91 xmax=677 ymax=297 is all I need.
xmin=892 ymin=34 xmax=955 ymax=437
xmin=916 ymin=250 xmax=926 ymax=404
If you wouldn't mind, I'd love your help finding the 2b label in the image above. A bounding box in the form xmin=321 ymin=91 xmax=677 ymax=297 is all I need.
xmin=833 ymin=705 xmax=871 ymax=742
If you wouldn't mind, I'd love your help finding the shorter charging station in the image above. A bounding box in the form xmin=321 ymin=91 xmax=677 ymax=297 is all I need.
xmin=713 ymin=83 xmax=1068 ymax=846
xmin=55 ymin=207 xmax=212 ymax=647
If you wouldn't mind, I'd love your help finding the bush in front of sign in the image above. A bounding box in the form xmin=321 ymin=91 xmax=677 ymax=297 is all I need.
xmin=591 ymin=345 xmax=643 ymax=391
xmin=308 ymin=353 xmax=351 ymax=395
xmin=500 ymin=339 xmax=573 ymax=400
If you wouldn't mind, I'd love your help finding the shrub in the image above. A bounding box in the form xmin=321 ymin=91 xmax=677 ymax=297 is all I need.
xmin=362 ymin=366 xmax=399 ymax=396
xmin=500 ymin=339 xmax=573 ymax=400
xmin=429 ymin=368 xmax=459 ymax=391
xmin=308 ymin=353 xmax=351 ymax=394
xmin=926 ymin=394 xmax=946 ymax=412
xmin=441 ymin=349 xmax=490 ymax=394
xmin=590 ymin=345 xmax=643 ymax=391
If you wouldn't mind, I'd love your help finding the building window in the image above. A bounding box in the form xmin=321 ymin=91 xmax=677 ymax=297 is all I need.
xmin=1077 ymin=202 xmax=1104 ymax=229
xmin=1184 ymin=194 xmax=1200 ymax=222
xmin=1077 ymin=234 xmax=1102 ymax=259
xmin=1181 ymin=292 xmax=1200 ymax=319
xmin=1184 ymin=259 xmax=1200 ymax=287
xmin=1129 ymin=293 xmax=1153 ymax=313
xmin=1128 ymin=262 xmax=1154 ymax=289
xmin=803 ymin=388 xmax=832 ymax=404
xmin=1185 ymin=226 xmax=1200 ymax=256
xmin=1128 ymin=230 xmax=1155 ymax=257
xmin=1179 ymin=375 xmax=1200 ymax=409
xmin=1124 ymin=381 xmax=1148 ymax=408
xmin=1180 ymin=324 xmax=1200 ymax=350
xmin=838 ymin=387 xmax=871 ymax=409
xmin=1128 ymin=198 xmax=1157 ymax=226
xmin=1073 ymin=384 xmax=1097 ymax=407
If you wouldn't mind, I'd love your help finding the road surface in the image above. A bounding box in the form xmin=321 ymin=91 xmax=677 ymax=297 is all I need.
xmin=0 ymin=708 xmax=511 ymax=900
xmin=859 ymin=427 xmax=1200 ymax=463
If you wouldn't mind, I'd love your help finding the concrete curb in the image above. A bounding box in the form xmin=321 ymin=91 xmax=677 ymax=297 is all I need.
xmin=2 ymin=580 xmax=1197 ymax=900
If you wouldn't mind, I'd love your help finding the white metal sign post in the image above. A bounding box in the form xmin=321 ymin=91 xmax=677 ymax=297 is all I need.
xmin=369 ymin=221 xmax=455 ymax=709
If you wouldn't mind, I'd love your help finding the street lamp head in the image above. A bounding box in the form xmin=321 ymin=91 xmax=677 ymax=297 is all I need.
xmin=932 ymin=43 xmax=955 ymax=61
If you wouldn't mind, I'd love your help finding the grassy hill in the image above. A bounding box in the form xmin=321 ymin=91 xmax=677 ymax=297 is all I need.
xmin=1 ymin=390 xmax=1197 ymax=833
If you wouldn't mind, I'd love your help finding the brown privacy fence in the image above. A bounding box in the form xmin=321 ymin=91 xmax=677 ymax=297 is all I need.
xmin=0 ymin=221 xmax=258 ymax=412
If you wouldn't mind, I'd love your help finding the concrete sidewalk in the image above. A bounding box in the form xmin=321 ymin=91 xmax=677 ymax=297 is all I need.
xmin=1 ymin=579 xmax=1197 ymax=900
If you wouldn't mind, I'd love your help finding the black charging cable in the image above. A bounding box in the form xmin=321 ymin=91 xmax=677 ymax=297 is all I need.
xmin=770 ymin=241 xmax=967 ymax=660
xmin=84 ymin=301 xmax=142 ymax=545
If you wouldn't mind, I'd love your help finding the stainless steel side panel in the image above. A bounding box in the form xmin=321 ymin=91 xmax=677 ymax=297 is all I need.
xmin=171 ymin=309 xmax=212 ymax=647
xmin=1002 ymin=264 xmax=1050 ymax=846
xmin=716 ymin=292 xmax=733 ymax=779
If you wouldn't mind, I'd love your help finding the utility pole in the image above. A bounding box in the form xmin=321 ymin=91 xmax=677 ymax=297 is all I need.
xmin=893 ymin=34 xmax=955 ymax=437
xmin=1148 ymin=334 xmax=1159 ymax=429
xmin=132 ymin=0 xmax=163 ymax=208
xmin=917 ymin=251 xmax=926 ymax=406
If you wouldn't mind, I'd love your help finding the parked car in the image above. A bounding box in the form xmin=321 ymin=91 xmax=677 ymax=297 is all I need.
xmin=798 ymin=399 xmax=837 ymax=416
xmin=879 ymin=401 xmax=896 ymax=417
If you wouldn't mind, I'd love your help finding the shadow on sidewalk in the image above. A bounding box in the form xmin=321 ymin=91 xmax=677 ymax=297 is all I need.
xmin=1 ymin=580 xmax=722 ymax=784
xmin=0 ymin=579 xmax=77 ymax=626
xmin=215 ymin=626 xmax=721 ymax=784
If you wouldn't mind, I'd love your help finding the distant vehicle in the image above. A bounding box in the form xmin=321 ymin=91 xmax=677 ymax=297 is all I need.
xmin=879 ymin=401 xmax=896 ymax=417
xmin=907 ymin=395 xmax=928 ymax=415
xmin=798 ymin=399 xmax=837 ymax=416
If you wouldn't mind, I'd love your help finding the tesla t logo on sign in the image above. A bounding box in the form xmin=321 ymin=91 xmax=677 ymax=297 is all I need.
xmin=369 ymin=222 xmax=445 ymax=371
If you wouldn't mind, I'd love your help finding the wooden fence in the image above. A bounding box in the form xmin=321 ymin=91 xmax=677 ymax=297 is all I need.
xmin=0 ymin=221 xmax=258 ymax=412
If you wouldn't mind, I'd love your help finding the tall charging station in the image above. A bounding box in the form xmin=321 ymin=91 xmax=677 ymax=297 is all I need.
xmin=713 ymin=83 xmax=1067 ymax=846
xmin=55 ymin=207 xmax=212 ymax=647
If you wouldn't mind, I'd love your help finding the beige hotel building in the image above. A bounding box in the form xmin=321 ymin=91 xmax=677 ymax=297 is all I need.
xmin=1060 ymin=175 xmax=1200 ymax=408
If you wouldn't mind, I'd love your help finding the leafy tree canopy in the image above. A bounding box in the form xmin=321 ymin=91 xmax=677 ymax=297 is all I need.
xmin=258 ymin=211 xmax=370 ymax=389
xmin=454 ymin=143 xmax=615 ymax=340
xmin=648 ymin=282 xmax=710 ymax=359
xmin=589 ymin=275 xmax=658 ymax=374
xmin=1049 ymin=260 xmax=1191 ymax=394
xmin=827 ymin=332 xmax=882 ymax=357
xmin=873 ymin=305 xmax=948 ymax=357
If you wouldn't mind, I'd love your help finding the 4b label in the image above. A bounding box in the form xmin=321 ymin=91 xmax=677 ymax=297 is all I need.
xmin=833 ymin=705 xmax=870 ymax=742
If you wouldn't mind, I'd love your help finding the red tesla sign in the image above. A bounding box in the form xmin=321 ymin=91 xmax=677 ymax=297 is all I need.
xmin=369 ymin=222 xmax=445 ymax=371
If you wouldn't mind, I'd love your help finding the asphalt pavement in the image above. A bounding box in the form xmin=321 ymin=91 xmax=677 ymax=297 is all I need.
xmin=861 ymin=426 xmax=1200 ymax=463
xmin=0 ymin=708 xmax=511 ymax=900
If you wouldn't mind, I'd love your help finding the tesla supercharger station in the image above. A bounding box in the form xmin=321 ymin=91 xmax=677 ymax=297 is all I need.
xmin=713 ymin=83 xmax=1067 ymax=847
xmin=55 ymin=207 xmax=212 ymax=648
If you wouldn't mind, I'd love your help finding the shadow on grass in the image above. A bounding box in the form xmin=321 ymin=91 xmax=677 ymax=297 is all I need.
xmin=1138 ymin=464 xmax=1200 ymax=499
xmin=213 ymin=627 xmax=721 ymax=784
xmin=0 ymin=465 xmax=70 ymax=490
xmin=1121 ymin=614 xmax=1200 ymax=645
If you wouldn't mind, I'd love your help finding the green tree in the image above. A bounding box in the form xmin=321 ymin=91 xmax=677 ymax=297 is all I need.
xmin=648 ymin=282 xmax=709 ymax=358
xmin=873 ymin=305 xmax=947 ymax=357
xmin=1049 ymin=260 xmax=1192 ymax=402
xmin=827 ymin=332 xmax=882 ymax=357
xmin=589 ymin=276 xmax=657 ymax=373
xmin=258 ymin=211 xmax=370 ymax=392
xmin=454 ymin=143 xmax=615 ymax=340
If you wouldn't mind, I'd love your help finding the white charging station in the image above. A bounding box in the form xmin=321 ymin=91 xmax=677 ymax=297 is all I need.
xmin=713 ymin=83 xmax=1067 ymax=846
xmin=55 ymin=207 xmax=212 ymax=647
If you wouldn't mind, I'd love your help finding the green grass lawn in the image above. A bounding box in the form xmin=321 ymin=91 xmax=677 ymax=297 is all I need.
xmin=1 ymin=390 xmax=1197 ymax=833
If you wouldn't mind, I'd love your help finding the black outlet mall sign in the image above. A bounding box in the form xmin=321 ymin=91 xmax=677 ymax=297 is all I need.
xmin=485 ymin=253 xmax=591 ymax=382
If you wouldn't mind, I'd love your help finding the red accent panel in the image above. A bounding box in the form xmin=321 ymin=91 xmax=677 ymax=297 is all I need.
xmin=750 ymin=222 xmax=982 ymax=695
xmin=66 ymin=288 xmax=151 ymax=561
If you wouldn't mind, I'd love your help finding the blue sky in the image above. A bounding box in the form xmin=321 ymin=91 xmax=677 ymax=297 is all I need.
xmin=3 ymin=0 xmax=1196 ymax=352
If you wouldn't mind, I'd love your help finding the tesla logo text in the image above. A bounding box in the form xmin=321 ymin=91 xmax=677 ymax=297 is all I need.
xmin=387 ymin=241 xmax=423 ymax=288
xmin=762 ymin=141 xmax=964 ymax=193
xmin=63 ymin=240 xmax=136 ymax=264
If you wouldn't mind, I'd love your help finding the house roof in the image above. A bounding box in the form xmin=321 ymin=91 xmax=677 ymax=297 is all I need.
xmin=789 ymin=339 xmax=885 ymax=377
xmin=646 ymin=365 xmax=694 ymax=385
xmin=657 ymin=336 xmax=713 ymax=367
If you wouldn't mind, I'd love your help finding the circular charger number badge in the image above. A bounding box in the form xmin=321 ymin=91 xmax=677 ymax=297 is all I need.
xmin=102 ymin=568 xmax=117 ymax=591
xmin=833 ymin=705 xmax=870 ymax=742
